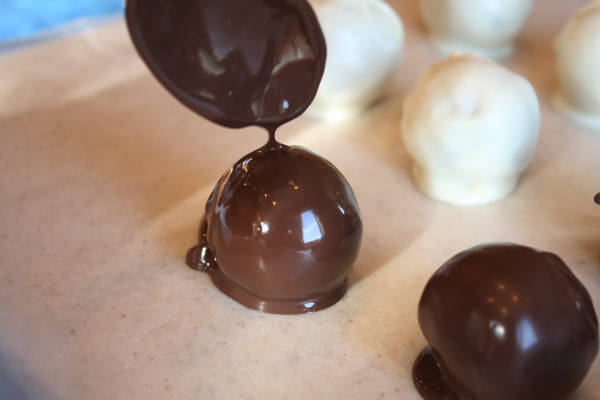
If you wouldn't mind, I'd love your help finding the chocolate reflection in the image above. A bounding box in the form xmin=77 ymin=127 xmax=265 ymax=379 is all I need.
xmin=187 ymin=136 xmax=362 ymax=314
xmin=414 ymin=243 xmax=598 ymax=400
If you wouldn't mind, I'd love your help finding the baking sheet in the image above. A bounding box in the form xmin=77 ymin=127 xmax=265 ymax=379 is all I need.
xmin=1 ymin=1 xmax=599 ymax=399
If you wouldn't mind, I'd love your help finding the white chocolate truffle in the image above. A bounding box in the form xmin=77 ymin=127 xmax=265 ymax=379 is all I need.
xmin=401 ymin=53 xmax=540 ymax=206
xmin=306 ymin=0 xmax=404 ymax=121
xmin=420 ymin=0 xmax=533 ymax=60
xmin=554 ymin=0 xmax=600 ymax=130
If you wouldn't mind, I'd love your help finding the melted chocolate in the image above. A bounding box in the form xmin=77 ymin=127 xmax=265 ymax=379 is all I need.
xmin=187 ymin=136 xmax=362 ymax=314
xmin=126 ymin=0 xmax=361 ymax=314
xmin=414 ymin=243 xmax=598 ymax=400
xmin=595 ymin=193 xmax=600 ymax=204
xmin=125 ymin=0 xmax=326 ymax=129
xmin=413 ymin=346 xmax=460 ymax=400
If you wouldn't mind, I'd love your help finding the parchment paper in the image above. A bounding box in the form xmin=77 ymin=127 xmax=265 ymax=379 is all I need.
xmin=1 ymin=1 xmax=599 ymax=399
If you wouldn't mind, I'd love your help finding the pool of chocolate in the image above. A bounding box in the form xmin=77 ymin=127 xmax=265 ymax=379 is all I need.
xmin=0 ymin=0 xmax=599 ymax=399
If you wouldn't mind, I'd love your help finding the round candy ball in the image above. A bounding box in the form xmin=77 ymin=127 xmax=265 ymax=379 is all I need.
xmin=415 ymin=243 xmax=598 ymax=400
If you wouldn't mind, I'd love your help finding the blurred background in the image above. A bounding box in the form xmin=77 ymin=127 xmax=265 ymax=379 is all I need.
xmin=1 ymin=1 xmax=122 ymax=398
xmin=0 ymin=0 xmax=123 ymax=43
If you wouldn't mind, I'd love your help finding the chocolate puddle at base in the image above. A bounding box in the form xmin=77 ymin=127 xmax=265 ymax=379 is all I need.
xmin=413 ymin=346 xmax=460 ymax=400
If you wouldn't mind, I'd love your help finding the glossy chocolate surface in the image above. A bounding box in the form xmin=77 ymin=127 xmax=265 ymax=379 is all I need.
xmin=415 ymin=243 xmax=599 ymax=400
xmin=187 ymin=137 xmax=362 ymax=314
xmin=125 ymin=0 xmax=326 ymax=129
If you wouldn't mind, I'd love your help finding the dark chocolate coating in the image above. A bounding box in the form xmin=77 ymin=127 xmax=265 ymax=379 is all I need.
xmin=414 ymin=243 xmax=599 ymax=400
xmin=125 ymin=0 xmax=326 ymax=129
xmin=187 ymin=139 xmax=362 ymax=314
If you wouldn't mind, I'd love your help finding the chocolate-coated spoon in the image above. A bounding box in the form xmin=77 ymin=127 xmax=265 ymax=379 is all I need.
xmin=126 ymin=0 xmax=326 ymax=129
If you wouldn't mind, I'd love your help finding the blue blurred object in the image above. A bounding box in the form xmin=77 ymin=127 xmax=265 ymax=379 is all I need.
xmin=0 ymin=0 xmax=124 ymax=41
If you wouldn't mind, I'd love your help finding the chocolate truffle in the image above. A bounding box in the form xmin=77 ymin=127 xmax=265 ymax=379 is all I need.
xmin=401 ymin=53 xmax=540 ymax=206
xmin=414 ymin=243 xmax=598 ymax=400
xmin=306 ymin=0 xmax=404 ymax=121
xmin=187 ymin=140 xmax=362 ymax=314
xmin=419 ymin=0 xmax=533 ymax=60
xmin=553 ymin=1 xmax=600 ymax=130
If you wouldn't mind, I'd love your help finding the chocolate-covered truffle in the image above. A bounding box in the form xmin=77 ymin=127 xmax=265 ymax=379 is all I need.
xmin=126 ymin=0 xmax=363 ymax=314
xmin=187 ymin=139 xmax=362 ymax=314
xmin=414 ymin=243 xmax=598 ymax=400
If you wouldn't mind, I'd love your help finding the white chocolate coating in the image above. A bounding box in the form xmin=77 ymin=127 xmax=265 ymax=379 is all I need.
xmin=554 ymin=0 xmax=600 ymax=130
xmin=420 ymin=0 xmax=533 ymax=60
xmin=306 ymin=0 xmax=404 ymax=121
xmin=401 ymin=53 xmax=540 ymax=206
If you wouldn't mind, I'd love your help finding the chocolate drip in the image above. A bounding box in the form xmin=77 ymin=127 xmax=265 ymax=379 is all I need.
xmin=185 ymin=216 xmax=214 ymax=272
xmin=415 ymin=243 xmax=598 ymax=400
xmin=413 ymin=346 xmax=460 ymax=400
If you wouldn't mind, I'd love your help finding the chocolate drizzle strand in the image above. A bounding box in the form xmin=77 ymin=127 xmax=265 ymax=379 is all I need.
xmin=126 ymin=0 xmax=363 ymax=314
xmin=414 ymin=243 xmax=598 ymax=400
